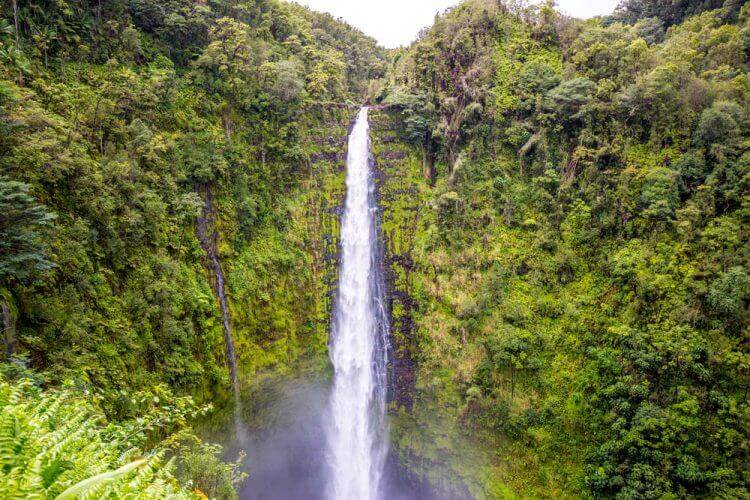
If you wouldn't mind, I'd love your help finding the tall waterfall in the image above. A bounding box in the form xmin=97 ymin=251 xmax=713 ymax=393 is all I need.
xmin=327 ymin=107 xmax=390 ymax=500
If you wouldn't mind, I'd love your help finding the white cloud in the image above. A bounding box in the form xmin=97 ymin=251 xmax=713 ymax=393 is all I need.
xmin=292 ymin=0 xmax=620 ymax=48
xmin=552 ymin=0 xmax=620 ymax=20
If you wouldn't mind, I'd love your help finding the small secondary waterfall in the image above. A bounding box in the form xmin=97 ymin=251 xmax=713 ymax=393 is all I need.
xmin=210 ymin=252 xmax=243 ymax=440
xmin=196 ymin=187 xmax=243 ymax=443
xmin=326 ymin=107 xmax=390 ymax=500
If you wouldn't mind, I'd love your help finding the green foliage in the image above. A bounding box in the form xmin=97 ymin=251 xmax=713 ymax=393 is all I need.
xmin=561 ymin=199 xmax=595 ymax=245
xmin=707 ymin=266 xmax=750 ymax=320
xmin=634 ymin=16 xmax=666 ymax=45
xmin=379 ymin=1 xmax=750 ymax=497
xmin=694 ymin=100 xmax=744 ymax=157
xmin=175 ymin=437 xmax=247 ymax=500
xmin=545 ymin=77 xmax=596 ymax=117
xmin=0 ymin=0 xmax=383 ymax=397
xmin=584 ymin=324 xmax=746 ymax=498
xmin=478 ymin=325 xmax=542 ymax=398
xmin=570 ymin=22 xmax=648 ymax=85
xmin=614 ymin=0 xmax=737 ymax=27
xmin=0 ymin=376 xmax=232 ymax=499
xmin=674 ymin=150 xmax=708 ymax=187
xmin=0 ymin=176 xmax=56 ymax=282
xmin=387 ymin=0 xmax=520 ymax=166
xmin=641 ymin=167 xmax=680 ymax=219
xmin=386 ymin=91 xmax=437 ymax=147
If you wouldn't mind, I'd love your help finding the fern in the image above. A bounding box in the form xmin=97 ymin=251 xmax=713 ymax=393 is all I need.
xmin=0 ymin=378 xmax=198 ymax=499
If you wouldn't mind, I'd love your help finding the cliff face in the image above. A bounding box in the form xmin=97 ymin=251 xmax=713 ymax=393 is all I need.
xmin=370 ymin=109 xmax=423 ymax=411
xmin=370 ymin=108 xmax=492 ymax=499
xmin=219 ymin=109 xmax=353 ymax=387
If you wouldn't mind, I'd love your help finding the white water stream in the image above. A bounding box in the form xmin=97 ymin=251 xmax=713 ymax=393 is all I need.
xmin=326 ymin=107 xmax=390 ymax=500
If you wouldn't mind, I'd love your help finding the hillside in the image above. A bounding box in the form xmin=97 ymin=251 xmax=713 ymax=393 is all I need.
xmin=0 ymin=0 xmax=381 ymax=497
xmin=373 ymin=0 xmax=749 ymax=497
xmin=1 ymin=0 xmax=748 ymax=498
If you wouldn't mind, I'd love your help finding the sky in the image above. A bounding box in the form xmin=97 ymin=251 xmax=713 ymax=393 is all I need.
xmin=293 ymin=0 xmax=621 ymax=48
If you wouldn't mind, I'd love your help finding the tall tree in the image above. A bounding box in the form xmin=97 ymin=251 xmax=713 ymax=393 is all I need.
xmin=0 ymin=176 xmax=55 ymax=357
xmin=0 ymin=176 xmax=55 ymax=282
xmin=195 ymin=17 xmax=267 ymax=143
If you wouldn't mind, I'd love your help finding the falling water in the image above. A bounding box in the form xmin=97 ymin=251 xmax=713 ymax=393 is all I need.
xmin=327 ymin=107 xmax=390 ymax=500
xmin=210 ymin=252 xmax=243 ymax=441
xmin=195 ymin=185 xmax=244 ymax=444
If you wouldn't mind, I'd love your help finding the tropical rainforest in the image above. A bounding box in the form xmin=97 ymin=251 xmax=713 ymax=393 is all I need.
xmin=0 ymin=0 xmax=748 ymax=498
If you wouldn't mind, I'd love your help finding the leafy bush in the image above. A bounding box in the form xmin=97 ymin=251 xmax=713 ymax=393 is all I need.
xmin=0 ymin=176 xmax=56 ymax=282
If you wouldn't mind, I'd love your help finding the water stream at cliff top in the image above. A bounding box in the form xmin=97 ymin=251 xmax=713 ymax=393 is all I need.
xmin=326 ymin=107 xmax=390 ymax=500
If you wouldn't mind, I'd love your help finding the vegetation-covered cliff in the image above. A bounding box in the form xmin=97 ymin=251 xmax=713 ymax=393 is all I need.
xmin=372 ymin=0 xmax=749 ymax=497
xmin=0 ymin=0 xmax=382 ymax=496
xmin=1 ymin=0 xmax=748 ymax=498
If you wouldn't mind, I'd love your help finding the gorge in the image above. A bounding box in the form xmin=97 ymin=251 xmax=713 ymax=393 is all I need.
xmin=1 ymin=0 xmax=749 ymax=499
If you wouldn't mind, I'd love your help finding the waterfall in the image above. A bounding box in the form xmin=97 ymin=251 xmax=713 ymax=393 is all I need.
xmin=195 ymin=186 xmax=244 ymax=444
xmin=327 ymin=107 xmax=390 ymax=500
xmin=210 ymin=252 xmax=243 ymax=441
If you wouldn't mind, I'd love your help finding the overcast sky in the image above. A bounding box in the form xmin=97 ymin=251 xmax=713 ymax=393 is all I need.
xmin=293 ymin=0 xmax=620 ymax=48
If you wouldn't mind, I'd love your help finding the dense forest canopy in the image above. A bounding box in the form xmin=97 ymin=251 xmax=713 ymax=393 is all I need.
xmin=613 ymin=0 xmax=742 ymax=27
xmin=370 ymin=0 xmax=749 ymax=497
xmin=0 ymin=0 xmax=748 ymax=498
xmin=0 ymin=0 xmax=384 ymax=497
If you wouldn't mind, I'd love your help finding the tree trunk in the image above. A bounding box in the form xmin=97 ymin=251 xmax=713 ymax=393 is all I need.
xmin=1 ymin=297 xmax=16 ymax=359
xmin=12 ymin=0 xmax=19 ymax=48
xmin=422 ymin=144 xmax=436 ymax=186
xmin=12 ymin=0 xmax=23 ymax=87
xmin=224 ymin=106 xmax=232 ymax=144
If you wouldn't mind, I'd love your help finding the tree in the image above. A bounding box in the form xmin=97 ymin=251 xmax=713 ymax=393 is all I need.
xmin=545 ymin=77 xmax=596 ymax=118
xmin=570 ymin=23 xmax=647 ymax=85
xmin=195 ymin=18 xmax=267 ymax=143
xmin=716 ymin=151 xmax=750 ymax=209
xmin=707 ymin=266 xmax=750 ymax=322
xmin=481 ymin=327 xmax=541 ymax=399
xmin=635 ymin=17 xmax=667 ymax=44
xmin=0 ymin=15 xmax=28 ymax=86
xmin=265 ymin=59 xmax=306 ymax=104
xmin=0 ymin=177 xmax=55 ymax=358
xmin=694 ymin=101 xmax=743 ymax=159
xmin=614 ymin=0 xmax=738 ymax=27
xmin=0 ymin=176 xmax=56 ymax=282
xmin=641 ymin=167 xmax=680 ymax=220
xmin=562 ymin=199 xmax=596 ymax=245
xmin=675 ymin=150 xmax=709 ymax=188
xmin=389 ymin=91 xmax=440 ymax=184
